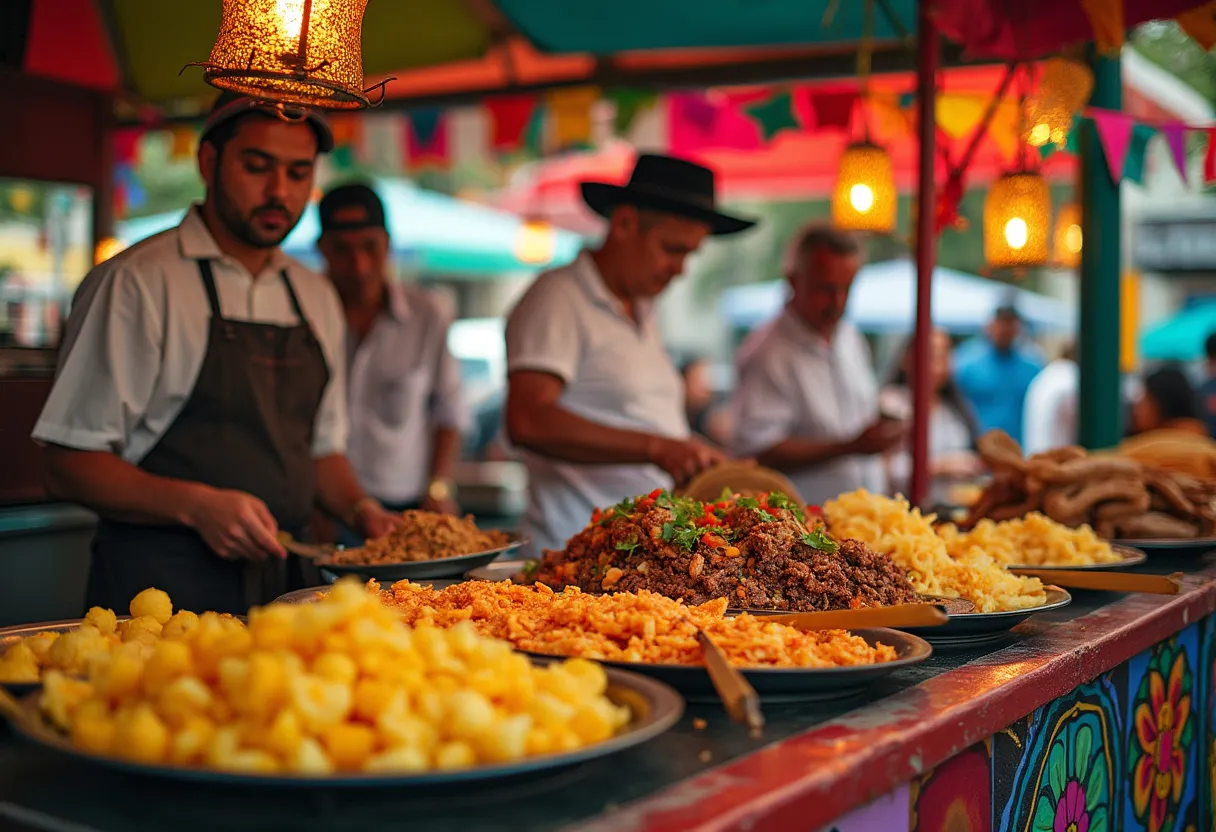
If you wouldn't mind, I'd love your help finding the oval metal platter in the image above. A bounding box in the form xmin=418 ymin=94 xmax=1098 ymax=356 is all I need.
xmin=318 ymin=534 xmax=529 ymax=583
xmin=274 ymin=579 xmax=465 ymax=605
xmin=6 ymin=662 xmax=683 ymax=788
xmin=0 ymin=618 xmax=133 ymax=696
xmin=1112 ymin=537 xmax=1216 ymax=557
xmin=523 ymin=628 xmax=930 ymax=705
xmin=1004 ymin=544 xmax=1148 ymax=572
xmin=465 ymin=559 xmax=534 ymax=584
xmin=892 ymin=587 xmax=1072 ymax=649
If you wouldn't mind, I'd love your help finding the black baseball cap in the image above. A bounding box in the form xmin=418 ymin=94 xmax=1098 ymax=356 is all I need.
xmin=200 ymin=90 xmax=334 ymax=153
xmin=319 ymin=183 xmax=387 ymax=233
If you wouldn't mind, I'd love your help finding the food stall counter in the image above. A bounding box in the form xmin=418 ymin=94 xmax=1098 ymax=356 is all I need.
xmin=1 ymin=553 xmax=1213 ymax=832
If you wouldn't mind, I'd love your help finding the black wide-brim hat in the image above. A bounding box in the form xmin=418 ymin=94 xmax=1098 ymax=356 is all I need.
xmin=580 ymin=153 xmax=756 ymax=236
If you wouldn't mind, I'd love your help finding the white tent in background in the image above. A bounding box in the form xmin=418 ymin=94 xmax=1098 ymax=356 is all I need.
xmin=718 ymin=259 xmax=1075 ymax=335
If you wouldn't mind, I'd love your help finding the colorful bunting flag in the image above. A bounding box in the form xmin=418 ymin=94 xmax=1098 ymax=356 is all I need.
xmin=1122 ymin=124 xmax=1157 ymax=186
xmin=169 ymin=126 xmax=196 ymax=161
xmin=935 ymin=94 xmax=988 ymax=140
xmin=810 ymin=91 xmax=857 ymax=131
xmin=406 ymin=109 xmax=449 ymax=168
xmin=1161 ymin=123 xmax=1189 ymax=183
xmin=1176 ymin=1 xmax=1216 ymax=50
xmin=1080 ymin=0 xmax=1124 ymax=54
xmin=743 ymin=91 xmax=799 ymax=141
xmin=1090 ymin=109 xmax=1134 ymax=185
xmin=865 ymin=92 xmax=912 ymax=143
xmin=544 ymin=86 xmax=600 ymax=150
xmin=674 ymin=93 xmax=721 ymax=132
xmin=485 ymin=95 xmax=537 ymax=152
xmin=609 ymin=89 xmax=658 ymax=136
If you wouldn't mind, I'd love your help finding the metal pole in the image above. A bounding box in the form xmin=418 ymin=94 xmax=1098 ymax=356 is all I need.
xmin=910 ymin=2 xmax=938 ymax=506
xmin=1077 ymin=47 xmax=1122 ymax=449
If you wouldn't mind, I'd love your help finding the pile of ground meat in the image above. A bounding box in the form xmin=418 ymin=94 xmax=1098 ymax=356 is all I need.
xmin=529 ymin=491 xmax=918 ymax=612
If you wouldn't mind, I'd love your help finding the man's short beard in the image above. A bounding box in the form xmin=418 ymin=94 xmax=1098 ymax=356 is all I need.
xmin=214 ymin=176 xmax=292 ymax=250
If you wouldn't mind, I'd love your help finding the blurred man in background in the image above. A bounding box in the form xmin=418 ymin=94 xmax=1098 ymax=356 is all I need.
xmin=731 ymin=222 xmax=905 ymax=506
xmin=318 ymin=183 xmax=467 ymax=545
xmin=953 ymin=305 xmax=1043 ymax=445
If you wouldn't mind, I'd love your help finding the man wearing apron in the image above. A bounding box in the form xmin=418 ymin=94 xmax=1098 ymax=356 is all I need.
xmin=33 ymin=93 xmax=400 ymax=615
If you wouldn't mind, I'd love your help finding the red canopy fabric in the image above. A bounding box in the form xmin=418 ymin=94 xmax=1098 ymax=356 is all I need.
xmin=933 ymin=0 xmax=1212 ymax=59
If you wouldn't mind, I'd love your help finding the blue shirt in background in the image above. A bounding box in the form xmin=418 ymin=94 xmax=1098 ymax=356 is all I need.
xmin=953 ymin=338 xmax=1044 ymax=445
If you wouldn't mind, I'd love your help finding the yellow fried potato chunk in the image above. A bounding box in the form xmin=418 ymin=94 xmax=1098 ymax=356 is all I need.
xmin=129 ymin=589 xmax=173 ymax=626
xmin=83 ymin=606 xmax=118 ymax=636
xmin=36 ymin=577 xmax=630 ymax=776
xmin=23 ymin=631 xmax=60 ymax=663
xmin=0 ymin=641 xmax=40 ymax=683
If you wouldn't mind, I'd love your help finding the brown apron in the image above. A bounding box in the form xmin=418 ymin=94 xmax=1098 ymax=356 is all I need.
xmin=86 ymin=259 xmax=329 ymax=615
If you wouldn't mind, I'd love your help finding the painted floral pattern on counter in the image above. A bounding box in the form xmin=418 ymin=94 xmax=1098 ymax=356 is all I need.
xmin=1128 ymin=639 xmax=1194 ymax=832
xmin=1029 ymin=707 xmax=1111 ymax=832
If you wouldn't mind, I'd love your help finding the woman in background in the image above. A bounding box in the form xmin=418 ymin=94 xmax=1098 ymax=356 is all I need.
xmin=880 ymin=329 xmax=984 ymax=505
xmin=1117 ymin=367 xmax=1216 ymax=479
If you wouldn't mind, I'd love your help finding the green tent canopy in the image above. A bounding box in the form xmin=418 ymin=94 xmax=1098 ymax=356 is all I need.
xmin=1140 ymin=299 xmax=1216 ymax=362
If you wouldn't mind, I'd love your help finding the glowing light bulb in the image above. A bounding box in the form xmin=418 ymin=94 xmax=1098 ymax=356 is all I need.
xmin=1004 ymin=217 xmax=1028 ymax=250
xmin=849 ymin=184 xmax=874 ymax=213
xmin=1064 ymin=223 xmax=1082 ymax=254
xmin=1028 ymin=123 xmax=1052 ymax=148
xmin=274 ymin=0 xmax=306 ymax=39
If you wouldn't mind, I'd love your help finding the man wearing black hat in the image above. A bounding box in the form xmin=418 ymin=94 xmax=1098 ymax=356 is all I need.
xmin=317 ymin=183 xmax=467 ymax=539
xmin=33 ymin=92 xmax=400 ymax=614
xmin=505 ymin=154 xmax=755 ymax=554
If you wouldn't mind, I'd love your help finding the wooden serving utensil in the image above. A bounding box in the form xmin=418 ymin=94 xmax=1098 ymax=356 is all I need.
xmin=759 ymin=602 xmax=951 ymax=630
xmin=276 ymin=531 xmax=336 ymax=561
xmin=677 ymin=462 xmax=805 ymax=505
xmin=689 ymin=625 xmax=763 ymax=735
xmin=1008 ymin=569 xmax=1183 ymax=595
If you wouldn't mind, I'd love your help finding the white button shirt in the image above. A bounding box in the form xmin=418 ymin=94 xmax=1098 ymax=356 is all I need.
xmin=1022 ymin=358 xmax=1078 ymax=456
xmin=33 ymin=206 xmax=349 ymax=462
xmin=730 ymin=307 xmax=883 ymax=506
xmin=505 ymin=252 xmax=689 ymax=555
xmin=345 ymin=282 xmax=468 ymax=504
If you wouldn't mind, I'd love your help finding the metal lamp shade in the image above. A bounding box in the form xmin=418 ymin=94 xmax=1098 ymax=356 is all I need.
xmin=1023 ymin=58 xmax=1093 ymax=148
xmin=984 ymin=172 xmax=1052 ymax=270
xmin=204 ymin=0 xmax=371 ymax=109
xmin=831 ymin=143 xmax=897 ymax=233
xmin=1053 ymin=202 xmax=1083 ymax=269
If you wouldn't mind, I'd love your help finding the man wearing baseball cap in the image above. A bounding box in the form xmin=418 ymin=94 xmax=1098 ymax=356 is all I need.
xmin=33 ymin=92 xmax=400 ymax=614
xmin=317 ymin=183 xmax=468 ymax=542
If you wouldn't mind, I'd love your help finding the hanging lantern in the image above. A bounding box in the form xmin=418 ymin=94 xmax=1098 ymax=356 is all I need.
xmin=515 ymin=218 xmax=556 ymax=266
xmin=1053 ymin=202 xmax=1083 ymax=268
xmin=191 ymin=0 xmax=382 ymax=110
xmin=832 ymin=142 xmax=897 ymax=233
xmin=1023 ymin=58 xmax=1094 ymax=147
xmin=984 ymin=172 xmax=1052 ymax=269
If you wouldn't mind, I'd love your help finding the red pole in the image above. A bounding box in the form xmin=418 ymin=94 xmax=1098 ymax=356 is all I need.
xmin=910 ymin=1 xmax=938 ymax=507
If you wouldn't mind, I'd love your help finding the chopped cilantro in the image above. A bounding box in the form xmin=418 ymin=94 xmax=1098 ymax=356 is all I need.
xmin=521 ymin=560 xmax=541 ymax=579
xmin=766 ymin=491 xmax=806 ymax=523
xmin=718 ymin=486 xmax=735 ymax=501
xmin=736 ymin=496 xmax=759 ymax=509
xmin=800 ymin=527 xmax=839 ymax=553
xmin=614 ymin=538 xmax=640 ymax=554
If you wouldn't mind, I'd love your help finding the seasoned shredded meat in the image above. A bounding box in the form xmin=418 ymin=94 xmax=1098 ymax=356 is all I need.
xmin=531 ymin=491 xmax=917 ymax=611
xmin=327 ymin=511 xmax=509 ymax=565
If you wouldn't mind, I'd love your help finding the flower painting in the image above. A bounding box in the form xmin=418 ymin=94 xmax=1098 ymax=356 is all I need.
xmin=1029 ymin=708 xmax=1112 ymax=832
xmin=1128 ymin=638 xmax=1195 ymax=832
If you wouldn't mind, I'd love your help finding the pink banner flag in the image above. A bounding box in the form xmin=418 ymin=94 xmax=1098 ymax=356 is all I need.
xmin=1205 ymin=128 xmax=1216 ymax=183
xmin=1162 ymin=123 xmax=1189 ymax=182
xmin=1090 ymin=109 xmax=1133 ymax=185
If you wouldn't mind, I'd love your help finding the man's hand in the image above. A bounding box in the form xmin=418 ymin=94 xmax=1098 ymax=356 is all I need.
xmin=421 ymin=496 xmax=461 ymax=516
xmin=354 ymin=499 xmax=403 ymax=541
xmin=184 ymin=487 xmax=285 ymax=561
xmin=648 ymin=437 xmax=728 ymax=485
xmin=850 ymin=419 xmax=908 ymax=456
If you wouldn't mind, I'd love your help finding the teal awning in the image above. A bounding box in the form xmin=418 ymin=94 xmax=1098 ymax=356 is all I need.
xmin=1140 ymin=300 xmax=1216 ymax=362
xmin=116 ymin=180 xmax=583 ymax=279
xmin=495 ymin=0 xmax=917 ymax=53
